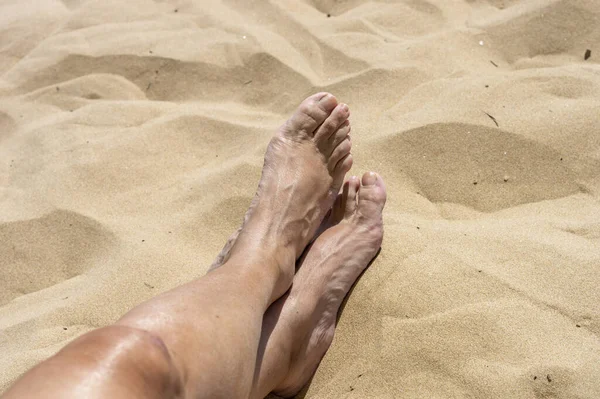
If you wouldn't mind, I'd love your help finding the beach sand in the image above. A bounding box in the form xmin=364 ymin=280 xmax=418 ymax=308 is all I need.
xmin=2 ymin=0 xmax=600 ymax=397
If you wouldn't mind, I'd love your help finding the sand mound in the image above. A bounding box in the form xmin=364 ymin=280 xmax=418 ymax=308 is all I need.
xmin=367 ymin=122 xmax=584 ymax=212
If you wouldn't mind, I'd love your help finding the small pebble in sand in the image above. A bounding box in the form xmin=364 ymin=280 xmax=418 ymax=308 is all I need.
xmin=479 ymin=40 xmax=484 ymax=46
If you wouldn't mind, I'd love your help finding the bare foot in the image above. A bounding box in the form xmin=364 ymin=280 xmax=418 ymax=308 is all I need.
xmin=253 ymin=172 xmax=387 ymax=398
xmin=213 ymin=93 xmax=353 ymax=299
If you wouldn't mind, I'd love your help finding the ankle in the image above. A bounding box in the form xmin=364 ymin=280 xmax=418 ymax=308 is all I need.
xmin=226 ymin=245 xmax=295 ymax=302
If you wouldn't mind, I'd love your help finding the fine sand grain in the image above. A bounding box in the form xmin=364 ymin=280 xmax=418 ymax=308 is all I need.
xmin=2 ymin=0 xmax=600 ymax=397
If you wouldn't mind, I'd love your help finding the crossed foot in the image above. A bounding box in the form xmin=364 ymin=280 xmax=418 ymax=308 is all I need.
xmin=210 ymin=93 xmax=387 ymax=398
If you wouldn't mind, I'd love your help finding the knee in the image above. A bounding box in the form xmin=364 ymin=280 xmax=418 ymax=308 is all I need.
xmin=59 ymin=325 xmax=183 ymax=396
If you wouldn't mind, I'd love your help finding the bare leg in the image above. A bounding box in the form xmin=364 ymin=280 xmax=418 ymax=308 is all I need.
xmin=211 ymin=173 xmax=386 ymax=398
xmin=1 ymin=93 xmax=354 ymax=399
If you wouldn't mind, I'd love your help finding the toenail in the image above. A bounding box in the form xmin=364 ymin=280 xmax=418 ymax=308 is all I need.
xmin=362 ymin=172 xmax=377 ymax=186
xmin=319 ymin=94 xmax=332 ymax=103
xmin=341 ymin=104 xmax=349 ymax=112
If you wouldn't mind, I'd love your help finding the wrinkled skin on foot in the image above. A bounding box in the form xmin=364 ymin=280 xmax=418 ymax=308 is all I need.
xmin=210 ymin=169 xmax=387 ymax=399
xmin=211 ymin=93 xmax=353 ymax=298
xmin=269 ymin=172 xmax=386 ymax=397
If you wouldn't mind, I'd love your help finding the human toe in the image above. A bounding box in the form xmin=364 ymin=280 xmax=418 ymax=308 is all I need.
xmin=313 ymin=103 xmax=350 ymax=145
xmin=343 ymin=176 xmax=360 ymax=216
xmin=357 ymin=172 xmax=387 ymax=215
xmin=328 ymin=137 xmax=352 ymax=173
xmin=283 ymin=92 xmax=338 ymax=137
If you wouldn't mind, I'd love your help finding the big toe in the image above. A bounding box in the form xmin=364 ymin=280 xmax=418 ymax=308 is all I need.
xmin=357 ymin=172 xmax=387 ymax=218
xmin=283 ymin=92 xmax=338 ymax=137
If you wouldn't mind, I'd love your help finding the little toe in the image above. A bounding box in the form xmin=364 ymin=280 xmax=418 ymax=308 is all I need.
xmin=313 ymin=103 xmax=350 ymax=146
xmin=283 ymin=93 xmax=338 ymax=137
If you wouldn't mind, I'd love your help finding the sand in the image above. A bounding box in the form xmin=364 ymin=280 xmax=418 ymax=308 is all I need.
xmin=1 ymin=0 xmax=600 ymax=397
